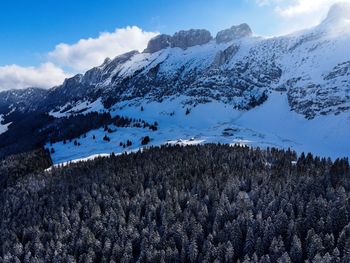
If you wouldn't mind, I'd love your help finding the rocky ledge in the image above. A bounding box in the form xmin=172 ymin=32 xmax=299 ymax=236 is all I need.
xmin=144 ymin=24 xmax=253 ymax=53
xmin=215 ymin=23 xmax=252 ymax=44
xmin=144 ymin=29 xmax=212 ymax=53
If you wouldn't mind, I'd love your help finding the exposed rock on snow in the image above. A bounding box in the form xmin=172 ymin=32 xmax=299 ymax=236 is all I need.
xmin=143 ymin=29 xmax=212 ymax=53
xmin=215 ymin=23 xmax=252 ymax=43
xmin=212 ymin=44 xmax=240 ymax=67
xmin=170 ymin=29 xmax=213 ymax=49
xmin=143 ymin=34 xmax=172 ymax=53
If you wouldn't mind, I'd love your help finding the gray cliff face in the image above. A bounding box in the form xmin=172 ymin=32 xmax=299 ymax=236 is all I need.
xmin=216 ymin=24 xmax=252 ymax=44
xmin=212 ymin=44 xmax=240 ymax=67
xmin=143 ymin=24 xmax=252 ymax=55
xmin=170 ymin=29 xmax=213 ymax=49
xmin=143 ymin=29 xmax=212 ymax=53
xmin=143 ymin=34 xmax=171 ymax=53
xmin=82 ymin=50 xmax=139 ymax=86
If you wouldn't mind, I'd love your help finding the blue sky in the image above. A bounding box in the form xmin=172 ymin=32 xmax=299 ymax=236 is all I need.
xmin=0 ymin=0 xmax=343 ymax=90
xmin=0 ymin=0 xmax=271 ymax=66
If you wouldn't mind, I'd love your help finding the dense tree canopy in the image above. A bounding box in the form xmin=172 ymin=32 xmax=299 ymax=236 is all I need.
xmin=0 ymin=145 xmax=349 ymax=262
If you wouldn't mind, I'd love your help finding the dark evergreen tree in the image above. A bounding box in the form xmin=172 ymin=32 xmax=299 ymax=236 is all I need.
xmin=141 ymin=136 xmax=150 ymax=145
xmin=290 ymin=235 xmax=302 ymax=263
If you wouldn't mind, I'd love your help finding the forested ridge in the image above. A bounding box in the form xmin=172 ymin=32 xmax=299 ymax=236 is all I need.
xmin=0 ymin=145 xmax=349 ymax=262
xmin=0 ymin=111 xmax=156 ymax=159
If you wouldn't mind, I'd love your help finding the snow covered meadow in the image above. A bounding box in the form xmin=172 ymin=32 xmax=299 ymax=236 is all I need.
xmin=47 ymin=91 xmax=350 ymax=166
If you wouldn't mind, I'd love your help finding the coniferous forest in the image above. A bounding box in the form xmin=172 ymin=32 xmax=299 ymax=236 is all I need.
xmin=0 ymin=145 xmax=349 ymax=263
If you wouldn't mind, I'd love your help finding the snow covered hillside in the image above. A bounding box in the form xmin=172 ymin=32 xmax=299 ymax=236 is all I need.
xmin=43 ymin=2 xmax=350 ymax=119
xmin=0 ymin=115 xmax=11 ymax=135
xmin=48 ymin=91 xmax=350 ymax=165
xmin=1 ymin=3 xmax=350 ymax=163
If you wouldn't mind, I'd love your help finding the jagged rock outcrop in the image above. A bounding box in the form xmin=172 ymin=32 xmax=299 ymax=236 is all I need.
xmin=324 ymin=61 xmax=350 ymax=80
xmin=82 ymin=50 xmax=139 ymax=85
xmin=143 ymin=34 xmax=171 ymax=53
xmin=144 ymin=29 xmax=212 ymax=53
xmin=216 ymin=23 xmax=252 ymax=44
xmin=171 ymin=29 xmax=212 ymax=49
xmin=212 ymin=44 xmax=240 ymax=67
xmin=62 ymin=74 xmax=83 ymax=88
xmin=144 ymin=25 xmax=254 ymax=53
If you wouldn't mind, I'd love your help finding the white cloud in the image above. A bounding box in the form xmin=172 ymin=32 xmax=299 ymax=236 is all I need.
xmin=0 ymin=26 xmax=158 ymax=91
xmin=0 ymin=63 xmax=70 ymax=91
xmin=275 ymin=0 xmax=343 ymax=17
xmin=255 ymin=0 xmax=347 ymax=33
xmin=49 ymin=26 xmax=158 ymax=72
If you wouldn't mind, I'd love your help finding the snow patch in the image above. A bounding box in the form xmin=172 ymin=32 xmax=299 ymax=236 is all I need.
xmin=49 ymin=98 xmax=105 ymax=118
xmin=0 ymin=114 xmax=12 ymax=135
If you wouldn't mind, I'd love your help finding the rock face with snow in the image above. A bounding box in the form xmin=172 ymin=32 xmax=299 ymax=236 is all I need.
xmin=0 ymin=87 xmax=47 ymax=113
xmin=215 ymin=23 xmax=252 ymax=43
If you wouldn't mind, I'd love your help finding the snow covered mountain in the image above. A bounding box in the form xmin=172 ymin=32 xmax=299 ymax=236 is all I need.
xmin=0 ymin=3 xmax=349 ymax=163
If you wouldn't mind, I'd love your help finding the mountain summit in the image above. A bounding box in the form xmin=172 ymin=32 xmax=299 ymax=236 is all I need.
xmin=215 ymin=23 xmax=252 ymax=43
xmin=144 ymin=29 xmax=213 ymax=53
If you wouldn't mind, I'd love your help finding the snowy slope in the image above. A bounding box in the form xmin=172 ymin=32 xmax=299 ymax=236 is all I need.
xmin=0 ymin=115 xmax=11 ymax=135
xmin=48 ymin=91 xmax=350 ymax=164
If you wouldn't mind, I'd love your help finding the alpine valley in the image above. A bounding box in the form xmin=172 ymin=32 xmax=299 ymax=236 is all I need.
xmin=0 ymin=3 xmax=350 ymax=164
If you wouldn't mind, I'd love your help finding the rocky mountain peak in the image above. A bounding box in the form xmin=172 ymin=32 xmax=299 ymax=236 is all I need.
xmin=216 ymin=23 xmax=252 ymax=44
xmin=171 ymin=29 xmax=212 ymax=49
xmin=143 ymin=34 xmax=172 ymax=53
xmin=62 ymin=74 xmax=83 ymax=88
xmin=143 ymin=24 xmax=254 ymax=54
xmin=143 ymin=29 xmax=212 ymax=53
xmin=102 ymin=57 xmax=112 ymax=66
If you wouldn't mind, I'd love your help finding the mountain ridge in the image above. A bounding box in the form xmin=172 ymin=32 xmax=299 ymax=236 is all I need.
xmin=1 ymin=3 xmax=349 ymax=119
xmin=0 ymin=3 xmax=349 ymax=162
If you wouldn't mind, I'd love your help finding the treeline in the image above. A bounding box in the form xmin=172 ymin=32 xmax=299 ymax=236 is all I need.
xmin=48 ymin=112 xmax=158 ymax=144
xmin=0 ymin=145 xmax=349 ymax=262
xmin=0 ymin=112 xmax=54 ymax=158
xmin=0 ymin=111 xmax=157 ymax=159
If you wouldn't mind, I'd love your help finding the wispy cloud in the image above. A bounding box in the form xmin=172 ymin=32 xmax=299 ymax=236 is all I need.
xmin=255 ymin=0 xmax=347 ymax=33
xmin=48 ymin=26 xmax=158 ymax=72
xmin=274 ymin=0 xmax=344 ymax=17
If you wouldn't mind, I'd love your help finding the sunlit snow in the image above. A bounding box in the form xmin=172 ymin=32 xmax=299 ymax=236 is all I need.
xmin=48 ymin=91 xmax=350 ymax=165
